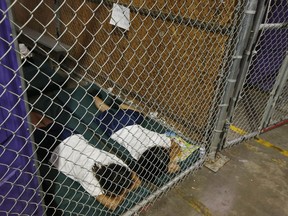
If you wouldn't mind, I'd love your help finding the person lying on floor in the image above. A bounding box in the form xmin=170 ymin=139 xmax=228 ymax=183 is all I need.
xmin=30 ymin=111 xmax=141 ymax=211
xmin=93 ymin=96 xmax=182 ymax=183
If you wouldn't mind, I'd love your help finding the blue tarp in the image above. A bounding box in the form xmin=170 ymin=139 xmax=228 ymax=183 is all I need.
xmin=0 ymin=1 xmax=43 ymax=215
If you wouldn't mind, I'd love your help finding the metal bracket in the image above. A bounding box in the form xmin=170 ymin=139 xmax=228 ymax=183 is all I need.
xmin=204 ymin=153 xmax=230 ymax=172
xmin=245 ymin=10 xmax=256 ymax=15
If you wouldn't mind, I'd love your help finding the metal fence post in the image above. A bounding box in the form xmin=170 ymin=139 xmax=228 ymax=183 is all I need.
xmin=224 ymin=0 xmax=288 ymax=147
xmin=227 ymin=0 xmax=268 ymax=117
xmin=220 ymin=0 xmax=268 ymax=149
xmin=208 ymin=0 xmax=259 ymax=159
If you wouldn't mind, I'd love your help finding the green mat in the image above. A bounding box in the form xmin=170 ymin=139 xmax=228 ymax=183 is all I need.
xmin=32 ymin=83 xmax=202 ymax=215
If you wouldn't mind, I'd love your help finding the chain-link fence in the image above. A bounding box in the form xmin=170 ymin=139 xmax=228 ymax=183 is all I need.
xmin=224 ymin=0 xmax=288 ymax=147
xmin=1 ymin=0 xmax=287 ymax=215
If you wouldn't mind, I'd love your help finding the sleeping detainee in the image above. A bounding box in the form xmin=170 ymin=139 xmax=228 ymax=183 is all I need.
xmin=93 ymin=96 xmax=182 ymax=183
xmin=30 ymin=111 xmax=141 ymax=210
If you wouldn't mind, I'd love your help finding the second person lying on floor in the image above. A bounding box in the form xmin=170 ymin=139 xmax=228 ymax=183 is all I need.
xmin=31 ymin=111 xmax=141 ymax=210
xmin=93 ymin=96 xmax=182 ymax=183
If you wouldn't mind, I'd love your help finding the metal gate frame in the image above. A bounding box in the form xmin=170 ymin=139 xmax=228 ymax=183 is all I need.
xmin=209 ymin=0 xmax=261 ymax=156
xmin=217 ymin=0 xmax=288 ymax=149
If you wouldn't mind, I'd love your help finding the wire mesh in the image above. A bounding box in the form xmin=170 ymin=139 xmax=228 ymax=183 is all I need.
xmin=225 ymin=0 xmax=288 ymax=147
xmin=1 ymin=0 xmax=252 ymax=215
xmin=270 ymin=78 xmax=288 ymax=125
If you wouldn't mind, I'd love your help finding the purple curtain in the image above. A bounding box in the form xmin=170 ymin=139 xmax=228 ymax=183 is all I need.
xmin=247 ymin=0 xmax=288 ymax=91
xmin=0 ymin=1 xmax=43 ymax=215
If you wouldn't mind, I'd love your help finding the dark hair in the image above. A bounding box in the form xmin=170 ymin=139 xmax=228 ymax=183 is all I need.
xmin=92 ymin=163 xmax=133 ymax=197
xmin=137 ymin=146 xmax=170 ymax=183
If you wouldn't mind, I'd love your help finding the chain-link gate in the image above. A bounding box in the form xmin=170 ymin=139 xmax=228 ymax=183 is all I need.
xmin=269 ymin=76 xmax=288 ymax=125
xmin=0 ymin=0 xmax=273 ymax=215
xmin=224 ymin=0 xmax=288 ymax=147
xmin=262 ymin=53 xmax=288 ymax=128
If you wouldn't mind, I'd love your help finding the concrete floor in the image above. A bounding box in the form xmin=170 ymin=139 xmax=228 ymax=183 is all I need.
xmin=140 ymin=124 xmax=288 ymax=216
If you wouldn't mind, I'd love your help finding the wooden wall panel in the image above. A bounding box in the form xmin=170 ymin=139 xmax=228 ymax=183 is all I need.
xmin=117 ymin=0 xmax=238 ymax=26
xmin=12 ymin=0 xmax=57 ymax=37
xmin=11 ymin=0 xmax=237 ymax=140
